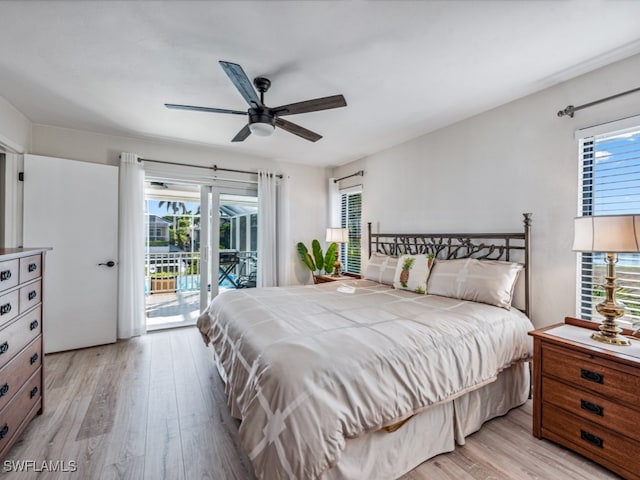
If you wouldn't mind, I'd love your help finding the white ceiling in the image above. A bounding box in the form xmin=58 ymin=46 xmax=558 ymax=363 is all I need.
xmin=1 ymin=1 xmax=640 ymax=167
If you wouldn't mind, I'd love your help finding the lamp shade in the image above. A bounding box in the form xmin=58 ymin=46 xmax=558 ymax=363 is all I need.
xmin=573 ymin=215 xmax=640 ymax=252
xmin=326 ymin=227 xmax=348 ymax=243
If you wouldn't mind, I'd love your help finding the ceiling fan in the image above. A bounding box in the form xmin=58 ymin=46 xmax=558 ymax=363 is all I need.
xmin=165 ymin=61 xmax=347 ymax=143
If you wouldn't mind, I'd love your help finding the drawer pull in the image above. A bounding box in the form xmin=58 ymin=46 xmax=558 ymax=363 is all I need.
xmin=0 ymin=303 xmax=11 ymax=315
xmin=580 ymin=430 xmax=604 ymax=448
xmin=580 ymin=399 xmax=604 ymax=416
xmin=30 ymin=320 xmax=39 ymax=330
xmin=0 ymin=424 xmax=8 ymax=440
xmin=28 ymin=263 xmax=37 ymax=273
xmin=30 ymin=353 xmax=39 ymax=365
xmin=0 ymin=383 xmax=8 ymax=398
xmin=29 ymin=386 xmax=38 ymax=399
xmin=28 ymin=290 xmax=37 ymax=301
xmin=0 ymin=342 xmax=8 ymax=355
xmin=0 ymin=270 xmax=11 ymax=281
xmin=580 ymin=368 xmax=603 ymax=384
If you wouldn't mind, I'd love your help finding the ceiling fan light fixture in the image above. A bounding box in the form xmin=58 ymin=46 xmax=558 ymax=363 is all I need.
xmin=249 ymin=122 xmax=275 ymax=137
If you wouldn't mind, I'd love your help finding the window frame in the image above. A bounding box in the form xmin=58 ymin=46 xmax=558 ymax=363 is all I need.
xmin=577 ymin=124 xmax=640 ymax=327
xmin=339 ymin=185 xmax=362 ymax=274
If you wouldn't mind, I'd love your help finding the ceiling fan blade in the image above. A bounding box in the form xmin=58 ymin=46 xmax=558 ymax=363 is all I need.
xmin=271 ymin=94 xmax=346 ymax=116
xmin=165 ymin=104 xmax=247 ymax=115
xmin=231 ymin=124 xmax=252 ymax=142
xmin=219 ymin=61 xmax=262 ymax=107
xmin=275 ymin=118 xmax=322 ymax=142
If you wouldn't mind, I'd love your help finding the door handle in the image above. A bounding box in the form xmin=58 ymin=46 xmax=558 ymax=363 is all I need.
xmin=98 ymin=261 xmax=116 ymax=267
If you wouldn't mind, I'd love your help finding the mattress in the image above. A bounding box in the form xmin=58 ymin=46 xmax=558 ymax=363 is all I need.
xmin=197 ymin=279 xmax=534 ymax=480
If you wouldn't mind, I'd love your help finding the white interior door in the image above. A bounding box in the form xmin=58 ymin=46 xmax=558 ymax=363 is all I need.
xmin=23 ymin=154 xmax=118 ymax=353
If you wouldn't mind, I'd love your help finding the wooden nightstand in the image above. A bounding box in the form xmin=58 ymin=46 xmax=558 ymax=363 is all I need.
xmin=314 ymin=273 xmax=361 ymax=284
xmin=529 ymin=317 xmax=640 ymax=480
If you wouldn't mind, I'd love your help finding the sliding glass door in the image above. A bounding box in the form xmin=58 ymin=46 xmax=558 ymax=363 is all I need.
xmin=205 ymin=186 xmax=258 ymax=302
xmin=143 ymin=180 xmax=258 ymax=330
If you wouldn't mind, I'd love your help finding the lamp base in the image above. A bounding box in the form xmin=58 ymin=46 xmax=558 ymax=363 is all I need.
xmin=331 ymin=260 xmax=342 ymax=277
xmin=591 ymin=323 xmax=631 ymax=346
xmin=590 ymin=253 xmax=632 ymax=346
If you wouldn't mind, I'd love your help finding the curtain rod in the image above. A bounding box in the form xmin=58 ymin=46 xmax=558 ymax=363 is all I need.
xmin=333 ymin=170 xmax=364 ymax=183
xmin=557 ymin=86 xmax=640 ymax=118
xmin=138 ymin=157 xmax=283 ymax=178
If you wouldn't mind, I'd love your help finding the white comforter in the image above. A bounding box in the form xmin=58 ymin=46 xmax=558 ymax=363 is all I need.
xmin=197 ymin=279 xmax=533 ymax=480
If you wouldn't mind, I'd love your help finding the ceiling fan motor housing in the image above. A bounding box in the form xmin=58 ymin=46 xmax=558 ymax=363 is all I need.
xmin=248 ymin=108 xmax=276 ymax=136
xmin=249 ymin=108 xmax=276 ymax=126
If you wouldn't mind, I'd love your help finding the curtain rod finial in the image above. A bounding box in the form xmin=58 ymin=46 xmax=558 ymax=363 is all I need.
xmin=557 ymin=105 xmax=575 ymax=118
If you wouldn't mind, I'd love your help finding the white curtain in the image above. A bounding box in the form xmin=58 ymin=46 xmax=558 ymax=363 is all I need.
xmin=257 ymin=171 xmax=278 ymax=287
xmin=328 ymin=177 xmax=341 ymax=227
xmin=117 ymin=153 xmax=146 ymax=338
xmin=277 ymin=175 xmax=291 ymax=286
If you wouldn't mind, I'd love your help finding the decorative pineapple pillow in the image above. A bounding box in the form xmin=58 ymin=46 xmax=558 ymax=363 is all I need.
xmin=393 ymin=254 xmax=432 ymax=294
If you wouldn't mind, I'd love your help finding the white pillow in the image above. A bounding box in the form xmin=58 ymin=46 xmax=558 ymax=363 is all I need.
xmin=393 ymin=254 xmax=431 ymax=294
xmin=427 ymin=258 xmax=523 ymax=309
xmin=364 ymin=253 xmax=399 ymax=286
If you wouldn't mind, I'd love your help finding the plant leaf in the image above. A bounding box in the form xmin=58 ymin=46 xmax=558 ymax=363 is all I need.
xmin=312 ymin=239 xmax=324 ymax=272
xmin=324 ymin=242 xmax=337 ymax=274
xmin=297 ymin=242 xmax=316 ymax=271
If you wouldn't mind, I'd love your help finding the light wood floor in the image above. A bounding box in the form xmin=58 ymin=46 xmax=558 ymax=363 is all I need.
xmin=2 ymin=327 xmax=619 ymax=480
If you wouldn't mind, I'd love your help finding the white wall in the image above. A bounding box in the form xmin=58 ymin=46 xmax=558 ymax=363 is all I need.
xmin=333 ymin=53 xmax=640 ymax=328
xmin=30 ymin=125 xmax=329 ymax=285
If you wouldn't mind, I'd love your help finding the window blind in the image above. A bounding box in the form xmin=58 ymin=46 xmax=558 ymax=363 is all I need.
xmin=340 ymin=190 xmax=362 ymax=274
xmin=578 ymin=128 xmax=640 ymax=324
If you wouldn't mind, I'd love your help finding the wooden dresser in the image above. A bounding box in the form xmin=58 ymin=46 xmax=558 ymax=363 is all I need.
xmin=530 ymin=318 xmax=640 ymax=480
xmin=0 ymin=248 xmax=49 ymax=459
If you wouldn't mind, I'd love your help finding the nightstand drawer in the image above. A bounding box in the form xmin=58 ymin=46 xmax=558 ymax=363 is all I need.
xmin=542 ymin=403 xmax=640 ymax=477
xmin=542 ymin=343 xmax=640 ymax=406
xmin=542 ymin=376 xmax=640 ymax=443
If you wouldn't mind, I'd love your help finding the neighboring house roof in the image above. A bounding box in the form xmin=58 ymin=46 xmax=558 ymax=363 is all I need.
xmin=147 ymin=215 xmax=172 ymax=225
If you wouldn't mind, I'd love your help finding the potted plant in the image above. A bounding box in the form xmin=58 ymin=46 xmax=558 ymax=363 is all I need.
xmin=297 ymin=239 xmax=337 ymax=281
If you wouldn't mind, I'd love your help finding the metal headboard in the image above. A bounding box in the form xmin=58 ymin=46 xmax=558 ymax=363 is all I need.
xmin=367 ymin=213 xmax=532 ymax=317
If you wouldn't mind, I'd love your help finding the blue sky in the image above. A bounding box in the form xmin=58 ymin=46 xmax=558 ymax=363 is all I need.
xmin=146 ymin=200 xmax=200 ymax=217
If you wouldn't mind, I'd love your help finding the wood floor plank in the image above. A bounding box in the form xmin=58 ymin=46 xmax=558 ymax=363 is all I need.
xmin=1 ymin=326 xmax=625 ymax=480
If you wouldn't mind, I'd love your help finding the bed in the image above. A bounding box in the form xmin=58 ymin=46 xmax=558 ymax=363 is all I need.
xmin=197 ymin=213 xmax=533 ymax=480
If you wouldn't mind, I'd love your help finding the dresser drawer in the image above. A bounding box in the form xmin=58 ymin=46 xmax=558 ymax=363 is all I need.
xmin=0 ymin=309 xmax=41 ymax=371
xmin=19 ymin=255 xmax=41 ymax=284
xmin=0 ymin=291 xmax=19 ymax=329
xmin=542 ymin=403 xmax=640 ymax=477
xmin=542 ymin=343 xmax=640 ymax=407
xmin=0 ymin=260 xmax=19 ymax=294
xmin=0 ymin=368 xmax=41 ymax=456
xmin=19 ymin=280 xmax=41 ymax=314
xmin=542 ymin=376 xmax=640 ymax=443
xmin=0 ymin=336 xmax=41 ymax=413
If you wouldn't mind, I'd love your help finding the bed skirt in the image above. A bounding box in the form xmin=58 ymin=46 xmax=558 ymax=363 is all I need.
xmin=208 ymin=344 xmax=529 ymax=480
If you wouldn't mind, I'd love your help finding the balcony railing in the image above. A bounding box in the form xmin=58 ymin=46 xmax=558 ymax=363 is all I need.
xmin=145 ymin=250 xmax=256 ymax=295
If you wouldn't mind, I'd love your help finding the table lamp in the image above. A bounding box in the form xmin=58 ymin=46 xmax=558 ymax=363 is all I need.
xmin=326 ymin=227 xmax=349 ymax=277
xmin=573 ymin=215 xmax=640 ymax=346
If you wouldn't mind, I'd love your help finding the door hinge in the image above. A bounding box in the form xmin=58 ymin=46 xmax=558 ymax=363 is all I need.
xmin=18 ymin=172 xmax=24 ymax=181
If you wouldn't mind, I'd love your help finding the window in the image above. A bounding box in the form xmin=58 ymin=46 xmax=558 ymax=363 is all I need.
xmin=340 ymin=187 xmax=362 ymax=274
xmin=578 ymin=127 xmax=640 ymax=326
